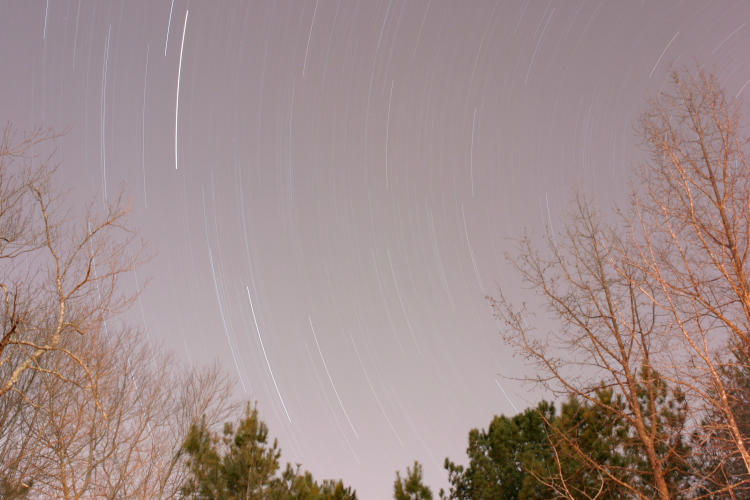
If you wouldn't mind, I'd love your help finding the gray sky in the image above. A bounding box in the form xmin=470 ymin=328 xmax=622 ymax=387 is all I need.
xmin=3 ymin=1 xmax=750 ymax=497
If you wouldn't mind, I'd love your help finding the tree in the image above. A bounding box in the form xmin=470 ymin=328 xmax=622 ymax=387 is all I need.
xmin=490 ymin=67 xmax=750 ymax=498
xmin=0 ymin=477 xmax=30 ymax=500
xmin=0 ymin=124 xmax=237 ymax=498
xmin=490 ymin=197 xmax=692 ymax=499
xmin=0 ymin=322 xmax=237 ymax=499
xmin=394 ymin=461 xmax=433 ymax=500
xmin=0 ymin=124 xmax=143 ymax=405
xmin=542 ymin=391 xmax=632 ymax=500
xmin=180 ymin=403 xmax=357 ymax=500
xmin=690 ymin=347 xmax=750 ymax=497
xmin=441 ymin=402 xmax=555 ymax=500
xmin=550 ymin=378 xmax=690 ymax=499
xmin=276 ymin=465 xmax=357 ymax=500
xmin=181 ymin=403 xmax=282 ymax=499
xmin=439 ymin=389 xmax=686 ymax=500
xmin=623 ymin=68 xmax=750 ymax=491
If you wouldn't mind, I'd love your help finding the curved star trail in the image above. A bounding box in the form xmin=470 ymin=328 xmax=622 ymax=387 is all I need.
xmin=4 ymin=2 xmax=749 ymax=497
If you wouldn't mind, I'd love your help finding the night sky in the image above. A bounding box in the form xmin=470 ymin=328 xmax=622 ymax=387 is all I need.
xmin=3 ymin=1 xmax=750 ymax=497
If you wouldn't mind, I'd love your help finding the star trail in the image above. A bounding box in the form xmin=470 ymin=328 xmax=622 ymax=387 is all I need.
xmin=3 ymin=1 xmax=749 ymax=497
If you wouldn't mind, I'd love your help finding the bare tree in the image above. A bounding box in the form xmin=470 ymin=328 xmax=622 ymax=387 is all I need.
xmin=0 ymin=324 xmax=237 ymax=499
xmin=0 ymin=123 xmax=143 ymax=403
xmin=490 ymin=67 xmax=750 ymax=499
xmin=621 ymin=68 xmax=750 ymax=495
xmin=0 ymin=124 xmax=239 ymax=498
xmin=159 ymin=361 xmax=240 ymax=499
xmin=491 ymin=198 xmax=690 ymax=500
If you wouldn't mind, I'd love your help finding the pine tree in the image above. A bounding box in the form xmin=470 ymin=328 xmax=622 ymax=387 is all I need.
xmin=180 ymin=402 xmax=357 ymax=499
xmin=441 ymin=402 xmax=557 ymax=500
xmin=180 ymin=402 xmax=282 ymax=499
xmin=440 ymin=381 xmax=690 ymax=499
xmin=692 ymin=346 xmax=750 ymax=497
xmin=394 ymin=461 xmax=433 ymax=500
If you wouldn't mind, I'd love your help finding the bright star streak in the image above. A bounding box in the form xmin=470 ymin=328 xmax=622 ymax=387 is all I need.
xmin=175 ymin=9 xmax=188 ymax=170
xmin=736 ymin=79 xmax=750 ymax=99
xmin=43 ymin=0 xmax=49 ymax=40
xmin=207 ymin=245 xmax=247 ymax=394
xmin=164 ymin=0 xmax=175 ymax=55
xmin=71 ymin=0 xmax=81 ymax=63
xmin=524 ymin=7 xmax=555 ymax=84
xmin=101 ymin=24 xmax=111 ymax=203
xmin=142 ymin=44 xmax=149 ymax=208
xmin=246 ymin=285 xmax=292 ymax=423
xmin=426 ymin=203 xmax=455 ymax=308
xmin=649 ymin=31 xmax=678 ymax=79
xmin=302 ymin=0 xmax=318 ymax=76
xmin=202 ymin=189 xmax=248 ymax=394
xmin=309 ymin=316 xmax=359 ymax=439
xmin=385 ymin=80 xmax=393 ymax=189
xmin=495 ymin=377 xmax=519 ymax=413
xmin=349 ymin=333 xmax=404 ymax=447
xmin=470 ymin=107 xmax=477 ymax=197
xmin=712 ymin=22 xmax=746 ymax=55
xmin=461 ymin=202 xmax=485 ymax=294
xmin=304 ymin=343 xmax=361 ymax=463
xmin=371 ymin=251 xmax=405 ymax=353
xmin=386 ymin=249 xmax=420 ymax=352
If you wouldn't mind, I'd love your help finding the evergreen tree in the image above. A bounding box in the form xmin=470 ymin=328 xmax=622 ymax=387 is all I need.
xmin=0 ymin=477 xmax=30 ymax=500
xmin=181 ymin=403 xmax=282 ymax=499
xmin=440 ymin=380 xmax=691 ymax=499
xmin=549 ymin=390 xmax=634 ymax=499
xmin=180 ymin=402 xmax=357 ymax=499
xmin=441 ymin=401 xmax=557 ymax=500
xmin=275 ymin=463 xmax=357 ymax=500
xmin=394 ymin=461 xmax=433 ymax=500
xmin=692 ymin=346 xmax=750 ymax=498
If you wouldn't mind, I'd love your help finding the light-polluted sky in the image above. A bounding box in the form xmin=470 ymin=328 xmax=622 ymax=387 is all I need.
xmin=3 ymin=1 xmax=750 ymax=497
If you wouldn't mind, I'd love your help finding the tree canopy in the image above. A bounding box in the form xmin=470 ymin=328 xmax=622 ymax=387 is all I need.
xmin=181 ymin=403 xmax=357 ymax=500
xmin=394 ymin=461 xmax=433 ymax=500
